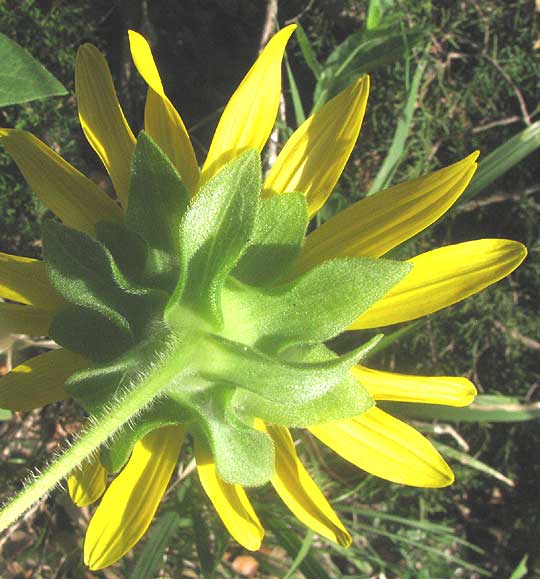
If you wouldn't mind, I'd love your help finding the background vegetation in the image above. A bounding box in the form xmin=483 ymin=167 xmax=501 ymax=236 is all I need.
xmin=1 ymin=0 xmax=539 ymax=577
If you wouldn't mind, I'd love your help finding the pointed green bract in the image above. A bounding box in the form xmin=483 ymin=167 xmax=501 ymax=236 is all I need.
xmin=233 ymin=192 xmax=309 ymax=286
xmin=202 ymin=333 xmax=378 ymax=405
xmin=223 ymin=257 xmax=411 ymax=350
xmin=95 ymin=221 xmax=149 ymax=285
xmin=34 ymin=147 xmax=401 ymax=488
xmin=235 ymin=344 xmax=374 ymax=427
xmin=50 ymin=306 xmax=133 ymax=363
xmin=126 ymin=132 xmax=189 ymax=291
xmin=179 ymin=387 xmax=275 ymax=486
xmin=171 ymin=149 xmax=261 ymax=323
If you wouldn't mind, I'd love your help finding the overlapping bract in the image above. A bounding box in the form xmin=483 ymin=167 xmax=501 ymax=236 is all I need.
xmin=0 ymin=25 xmax=527 ymax=571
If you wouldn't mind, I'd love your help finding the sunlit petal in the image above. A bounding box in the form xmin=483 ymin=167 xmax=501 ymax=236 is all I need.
xmin=0 ymin=252 xmax=64 ymax=310
xmin=262 ymin=422 xmax=351 ymax=546
xmin=195 ymin=438 xmax=263 ymax=550
xmin=294 ymin=152 xmax=478 ymax=273
xmin=0 ymin=302 xmax=53 ymax=337
xmin=0 ymin=129 xmax=122 ymax=234
xmin=84 ymin=425 xmax=184 ymax=570
xmin=0 ymin=349 xmax=89 ymax=411
xmin=200 ymin=25 xmax=296 ymax=186
xmin=76 ymin=43 xmax=136 ymax=206
xmin=351 ymin=239 xmax=527 ymax=329
xmin=68 ymin=454 xmax=108 ymax=507
xmin=263 ymin=76 xmax=369 ymax=218
xmin=128 ymin=30 xmax=199 ymax=195
xmin=310 ymin=407 xmax=454 ymax=487
xmin=353 ymin=366 xmax=477 ymax=406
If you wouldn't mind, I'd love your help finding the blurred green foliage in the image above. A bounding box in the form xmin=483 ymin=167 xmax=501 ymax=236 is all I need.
xmin=0 ymin=0 xmax=100 ymax=256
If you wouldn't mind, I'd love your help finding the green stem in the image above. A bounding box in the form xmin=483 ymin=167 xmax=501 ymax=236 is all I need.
xmin=0 ymin=345 xmax=188 ymax=533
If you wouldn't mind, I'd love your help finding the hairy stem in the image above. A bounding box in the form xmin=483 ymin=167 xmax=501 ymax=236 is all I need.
xmin=0 ymin=343 xmax=189 ymax=533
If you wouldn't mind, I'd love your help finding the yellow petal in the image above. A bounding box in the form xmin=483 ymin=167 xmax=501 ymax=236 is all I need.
xmin=200 ymin=25 xmax=296 ymax=186
xmin=263 ymin=75 xmax=370 ymax=218
xmin=351 ymin=239 xmax=527 ymax=329
xmin=294 ymin=153 xmax=479 ymax=274
xmin=195 ymin=438 xmax=263 ymax=551
xmin=0 ymin=302 xmax=52 ymax=337
xmin=263 ymin=423 xmax=351 ymax=546
xmin=0 ymin=348 xmax=89 ymax=410
xmin=0 ymin=129 xmax=122 ymax=234
xmin=0 ymin=252 xmax=64 ymax=310
xmin=352 ymin=366 xmax=477 ymax=407
xmin=84 ymin=425 xmax=184 ymax=570
xmin=68 ymin=454 xmax=108 ymax=507
xmin=310 ymin=407 xmax=454 ymax=487
xmin=76 ymin=44 xmax=136 ymax=206
xmin=128 ymin=30 xmax=199 ymax=195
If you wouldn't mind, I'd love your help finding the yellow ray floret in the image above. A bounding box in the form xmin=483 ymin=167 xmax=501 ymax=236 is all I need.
xmin=195 ymin=439 xmax=264 ymax=551
xmin=0 ymin=129 xmax=122 ymax=234
xmin=294 ymin=152 xmax=479 ymax=274
xmin=263 ymin=75 xmax=370 ymax=217
xmin=75 ymin=44 xmax=136 ymax=206
xmin=0 ymin=349 xmax=88 ymax=411
xmin=263 ymin=422 xmax=352 ymax=546
xmin=351 ymin=239 xmax=527 ymax=329
xmin=0 ymin=252 xmax=64 ymax=310
xmin=353 ymin=366 xmax=477 ymax=406
xmin=84 ymin=425 xmax=185 ymax=570
xmin=0 ymin=302 xmax=54 ymax=337
xmin=200 ymin=25 xmax=296 ymax=186
xmin=68 ymin=455 xmax=108 ymax=507
xmin=128 ymin=30 xmax=200 ymax=195
xmin=310 ymin=407 xmax=454 ymax=487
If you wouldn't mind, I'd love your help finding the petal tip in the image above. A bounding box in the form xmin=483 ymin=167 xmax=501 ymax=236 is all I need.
xmin=338 ymin=529 xmax=353 ymax=548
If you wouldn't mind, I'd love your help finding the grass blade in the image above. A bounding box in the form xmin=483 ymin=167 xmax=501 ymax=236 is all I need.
xmin=285 ymin=53 xmax=306 ymax=126
xmin=461 ymin=120 xmax=540 ymax=202
xmin=263 ymin=515 xmax=336 ymax=579
xmin=434 ymin=442 xmax=515 ymax=487
xmin=368 ymin=51 xmax=427 ymax=194
xmin=313 ymin=28 xmax=424 ymax=110
xmin=509 ymin=555 xmax=528 ymax=579
xmin=295 ymin=22 xmax=322 ymax=79
xmin=132 ymin=511 xmax=179 ymax=579
xmin=381 ymin=394 xmax=540 ymax=423
xmin=283 ymin=530 xmax=314 ymax=579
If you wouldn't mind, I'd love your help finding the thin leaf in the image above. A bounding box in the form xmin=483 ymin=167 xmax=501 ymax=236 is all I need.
xmin=460 ymin=120 xmax=540 ymax=202
xmin=263 ymin=515 xmax=335 ymax=579
xmin=0 ymin=33 xmax=67 ymax=106
xmin=283 ymin=530 xmax=314 ymax=579
xmin=363 ymin=320 xmax=424 ymax=358
xmin=285 ymin=54 xmax=306 ymax=126
xmin=131 ymin=511 xmax=179 ymax=579
xmin=434 ymin=442 xmax=515 ymax=487
xmin=509 ymin=555 xmax=528 ymax=579
xmin=368 ymin=50 xmax=427 ymax=195
xmin=313 ymin=28 xmax=424 ymax=109
xmin=381 ymin=394 xmax=540 ymax=423
xmin=192 ymin=504 xmax=214 ymax=578
xmin=351 ymin=521 xmax=491 ymax=576
xmin=295 ymin=22 xmax=322 ymax=79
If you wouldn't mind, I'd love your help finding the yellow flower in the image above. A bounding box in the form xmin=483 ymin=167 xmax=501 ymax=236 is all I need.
xmin=0 ymin=25 xmax=526 ymax=570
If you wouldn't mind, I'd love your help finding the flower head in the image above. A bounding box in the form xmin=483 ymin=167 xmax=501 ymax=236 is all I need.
xmin=0 ymin=26 xmax=526 ymax=570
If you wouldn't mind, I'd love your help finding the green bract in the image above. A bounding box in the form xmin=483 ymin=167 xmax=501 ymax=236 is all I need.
xmin=42 ymin=132 xmax=410 ymax=487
